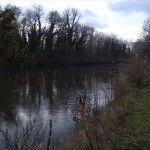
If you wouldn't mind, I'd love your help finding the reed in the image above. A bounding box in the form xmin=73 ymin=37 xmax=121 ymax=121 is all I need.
xmin=71 ymin=79 xmax=129 ymax=150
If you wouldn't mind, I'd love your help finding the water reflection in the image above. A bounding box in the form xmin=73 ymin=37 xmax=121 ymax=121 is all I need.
xmin=0 ymin=65 xmax=115 ymax=144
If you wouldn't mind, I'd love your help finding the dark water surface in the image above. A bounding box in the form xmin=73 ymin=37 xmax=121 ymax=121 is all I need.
xmin=0 ymin=65 xmax=115 ymax=147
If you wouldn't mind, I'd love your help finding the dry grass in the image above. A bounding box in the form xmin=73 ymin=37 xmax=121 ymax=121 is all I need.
xmin=71 ymin=79 xmax=129 ymax=150
xmin=126 ymin=55 xmax=148 ymax=88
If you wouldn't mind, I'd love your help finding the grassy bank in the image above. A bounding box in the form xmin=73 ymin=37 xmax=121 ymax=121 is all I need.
xmin=70 ymin=73 xmax=150 ymax=150
xmin=110 ymin=56 xmax=150 ymax=149
xmin=113 ymin=77 xmax=150 ymax=150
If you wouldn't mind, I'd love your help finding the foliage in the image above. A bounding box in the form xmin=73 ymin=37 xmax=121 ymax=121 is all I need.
xmin=0 ymin=4 xmax=128 ymax=67
xmin=0 ymin=4 xmax=21 ymax=60
xmin=134 ymin=18 xmax=150 ymax=58
xmin=71 ymin=79 xmax=128 ymax=150
xmin=126 ymin=55 xmax=148 ymax=87
xmin=70 ymin=75 xmax=150 ymax=150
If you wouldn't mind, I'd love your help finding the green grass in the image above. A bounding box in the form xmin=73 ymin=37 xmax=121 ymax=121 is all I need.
xmin=113 ymin=79 xmax=150 ymax=150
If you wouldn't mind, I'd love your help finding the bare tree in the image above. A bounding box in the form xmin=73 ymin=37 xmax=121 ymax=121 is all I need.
xmin=20 ymin=5 xmax=45 ymax=53
xmin=45 ymin=11 xmax=61 ymax=53
xmin=61 ymin=8 xmax=80 ymax=50
xmin=140 ymin=18 xmax=150 ymax=58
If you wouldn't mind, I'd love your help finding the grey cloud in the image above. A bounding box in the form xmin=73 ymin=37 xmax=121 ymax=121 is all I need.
xmin=81 ymin=17 xmax=108 ymax=29
xmin=82 ymin=9 xmax=98 ymax=18
xmin=90 ymin=19 xmax=108 ymax=29
xmin=80 ymin=9 xmax=108 ymax=29
xmin=109 ymin=0 xmax=150 ymax=15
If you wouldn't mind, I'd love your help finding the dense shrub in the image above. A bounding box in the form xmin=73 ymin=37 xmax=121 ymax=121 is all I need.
xmin=126 ymin=55 xmax=148 ymax=87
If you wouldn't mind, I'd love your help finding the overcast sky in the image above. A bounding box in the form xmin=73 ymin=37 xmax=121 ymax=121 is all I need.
xmin=1 ymin=0 xmax=149 ymax=41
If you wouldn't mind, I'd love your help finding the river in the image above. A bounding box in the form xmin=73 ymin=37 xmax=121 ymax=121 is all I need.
xmin=0 ymin=65 xmax=115 ymax=148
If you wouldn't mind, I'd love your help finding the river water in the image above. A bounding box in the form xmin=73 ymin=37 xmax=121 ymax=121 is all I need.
xmin=0 ymin=65 xmax=115 ymax=148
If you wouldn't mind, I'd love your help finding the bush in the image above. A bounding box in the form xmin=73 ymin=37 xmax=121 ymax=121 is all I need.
xmin=0 ymin=118 xmax=52 ymax=150
xmin=71 ymin=80 xmax=128 ymax=150
xmin=126 ymin=55 xmax=148 ymax=87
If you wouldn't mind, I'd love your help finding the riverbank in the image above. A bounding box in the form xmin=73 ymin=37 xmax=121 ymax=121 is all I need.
xmin=69 ymin=74 xmax=150 ymax=150
xmin=109 ymin=57 xmax=150 ymax=149
xmin=112 ymin=76 xmax=150 ymax=150
xmin=0 ymin=58 xmax=120 ymax=69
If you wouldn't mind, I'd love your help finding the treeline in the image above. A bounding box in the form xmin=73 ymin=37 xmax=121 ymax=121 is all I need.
xmin=0 ymin=4 xmax=130 ymax=67
xmin=133 ymin=18 xmax=150 ymax=59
